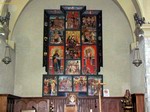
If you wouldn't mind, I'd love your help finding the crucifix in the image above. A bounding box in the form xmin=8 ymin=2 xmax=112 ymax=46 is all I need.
xmin=94 ymin=80 xmax=106 ymax=112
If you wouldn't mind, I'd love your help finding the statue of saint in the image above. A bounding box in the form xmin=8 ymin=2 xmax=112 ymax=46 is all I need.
xmin=121 ymin=89 xmax=133 ymax=112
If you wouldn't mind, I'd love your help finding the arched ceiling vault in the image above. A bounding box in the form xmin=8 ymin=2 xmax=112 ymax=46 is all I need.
xmin=0 ymin=0 xmax=143 ymax=49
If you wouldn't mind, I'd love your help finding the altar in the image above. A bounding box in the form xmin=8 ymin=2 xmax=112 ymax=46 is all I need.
xmin=64 ymin=105 xmax=77 ymax=112
xmin=13 ymin=96 xmax=124 ymax=112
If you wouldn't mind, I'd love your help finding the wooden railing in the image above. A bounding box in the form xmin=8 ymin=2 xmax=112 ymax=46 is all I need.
xmin=0 ymin=94 xmax=144 ymax=112
xmin=14 ymin=96 xmax=124 ymax=112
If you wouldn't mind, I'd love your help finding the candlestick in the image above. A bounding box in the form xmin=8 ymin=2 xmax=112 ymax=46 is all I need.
xmin=90 ymin=109 xmax=92 ymax=112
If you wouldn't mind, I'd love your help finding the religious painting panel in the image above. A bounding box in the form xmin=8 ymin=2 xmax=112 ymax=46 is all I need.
xmin=49 ymin=30 xmax=64 ymax=45
xmin=82 ymin=45 xmax=97 ymax=75
xmin=65 ymin=60 xmax=81 ymax=75
xmin=65 ymin=46 xmax=81 ymax=59
xmin=42 ymin=75 xmax=58 ymax=96
xmin=66 ymin=92 xmax=78 ymax=105
xmin=87 ymin=75 xmax=103 ymax=96
xmin=82 ymin=15 xmax=96 ymax=29
xmin=66 ymin=11 xmax=80 ymax=29
xmin=58 ymin=76 xmax=73 ymax=92
xmin=66 ymin=31 xmax=81 ymax=48
xmin=82 ymin=14 xmax=97 ymax=45
xmin=73 ymin=76 xmax=87 ymax=92
xmin=49 ymin=15 xmax=64 ymax=45
xmin=48 ymin=46 xmax=64 ymax=75
xmin=81 ymin=29 xmax=96 ymax=44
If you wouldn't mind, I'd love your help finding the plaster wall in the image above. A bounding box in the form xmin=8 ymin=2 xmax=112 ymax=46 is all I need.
xmin=0 ymin=41 xmax=15 ymax=94
xmin=0 ymin=0 xmax=15 ymax=94
xmin=130 ymin=38 xmax=145 ymax=94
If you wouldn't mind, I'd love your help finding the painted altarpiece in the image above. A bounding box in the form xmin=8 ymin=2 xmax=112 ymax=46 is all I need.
xmin=43 ymin=5 xmax=103 ymax=96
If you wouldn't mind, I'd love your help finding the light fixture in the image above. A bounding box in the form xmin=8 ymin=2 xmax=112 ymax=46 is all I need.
xmin=0 ymin=12 xmax=10 ymax=41
xmin=134 ymin=27 xmax=144 ymax=39
xmin=138 ymin=29 xmax=144 ymax=38
xmin=0 ymin=27 xmax=5 ymax=36
xmin=132 ymin=46 xmax=142 ymax=67
xmin=2 ymin=46 xmax=11 ymax=64
xmin=0 ymin=25 xmax=9 ymax=40
xmin=134 ymin=13 xmax=145 ymax=26
xmin=0 ymin=12 xmax=10 ymax=25
xmin=132 ymin=13 xmax=144 ymax=67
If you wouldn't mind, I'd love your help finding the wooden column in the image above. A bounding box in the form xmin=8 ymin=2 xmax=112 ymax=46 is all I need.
xmin=0 ymin=94 xmax=20 ymax=112
xmin=0 ymin=95 xmax=7 ymax=112
xmin=132 ymin=93 xmax=145 ymax=112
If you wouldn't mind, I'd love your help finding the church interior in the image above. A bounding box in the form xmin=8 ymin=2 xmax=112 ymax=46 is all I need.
xmin=0 ymin=0 xmax=150 ymax=112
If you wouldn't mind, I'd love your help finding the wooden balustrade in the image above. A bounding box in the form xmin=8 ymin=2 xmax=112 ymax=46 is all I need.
xmin=14 ymin=98 xmax=49 ymax=112
xmin=14 ymin=96 xmax=123 ymax=112
xmin=0 ymin=94 xmax=144 ymax=112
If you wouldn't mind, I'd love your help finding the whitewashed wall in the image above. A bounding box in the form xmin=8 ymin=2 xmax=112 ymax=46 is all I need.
xmin=0 ymin=40 xmax=15 ymax=94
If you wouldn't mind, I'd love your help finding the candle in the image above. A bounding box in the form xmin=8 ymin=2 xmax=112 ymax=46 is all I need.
xmin=90 ymin=109 xmax=92 ymax=112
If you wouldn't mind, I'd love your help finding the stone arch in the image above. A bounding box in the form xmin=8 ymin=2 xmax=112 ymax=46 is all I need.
xmin=0 ymin=0 xmax=142 ymax=43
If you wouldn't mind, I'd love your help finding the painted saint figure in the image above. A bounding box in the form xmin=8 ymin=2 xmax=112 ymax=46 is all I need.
xmin=44 ymin=78 xmax=51 ymax=95
xmin=52 ymin=50 xmax=61 ymax=73
xmin=85 ymin=48 xmax=94 ymax=74
xmin=53 ymin=31 xmax=62 ymax=44
xmin=51 ymin=79 xmax=57 ymax=95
